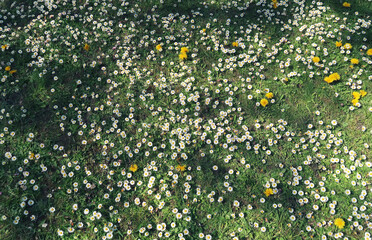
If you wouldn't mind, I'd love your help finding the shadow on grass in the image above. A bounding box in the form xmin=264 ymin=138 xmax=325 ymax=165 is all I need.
xmin=323 ymin=0 xmax=372 ymax=47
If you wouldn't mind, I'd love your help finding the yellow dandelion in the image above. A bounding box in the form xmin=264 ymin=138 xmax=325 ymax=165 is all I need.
xmin=334 ymin=218 xmax=345 ymax=229
xmin=180 ymin=47 xmax=189 ymax=53
xmin=352 ymin=91 xmax=361 ymax=100
xmin=335 ymin=41 xmax=342 ymax=47
xmin=342 ymin=2 xmax=351 ymax=7
xmin=360 ymin=90 xmax=367 ymax=97
xmin=265 ymin=92 xmax=274 ymax=99
xmin=179 ymin=52 xmax=187 ymax=60
xmin=312 ymin=57 xmax=320 ymax=63
xmin=367 ymin=49 xmax=372 ymax=56
xmin=129 ymin=164 xmax=138 ymax=172
xmin=83 ymin=44 xmax=90 ymax=51
xmin=350 ymin=58 xmax=359 ymax=64
xmin=5 ymin=66 xmax=11 ymax=71
xmin=273 ymin=1 xmax=278 ymax=8
xmin=156 ymin=44 xmax=162 ymax=51
xmin=260 ymin=99 xmax=269 ymax=107
xmin=324 ymin=77 xmax=333 ymax=83
xmin=329 ymin=72 xmax=340 ymax=81
xmin=1 ymin=44 xmax=8 ymax=50
xmin=232 ymin=42 xmax=238 ymax=47
xmin=176 ymin=165 xmax=186 ymax=172
xmin=264 ymin=188 xmax=273 ymax=197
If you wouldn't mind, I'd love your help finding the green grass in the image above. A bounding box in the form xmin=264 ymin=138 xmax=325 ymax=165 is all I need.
xmin=1 ymin=0 xmax=372 ymax=239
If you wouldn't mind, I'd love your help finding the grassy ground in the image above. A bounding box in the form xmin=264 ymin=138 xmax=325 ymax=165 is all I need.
xmin=0 ymin=0 xmax=372 ymax=239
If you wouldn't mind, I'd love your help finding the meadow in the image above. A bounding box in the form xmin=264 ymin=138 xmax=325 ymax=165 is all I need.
xmin=0 ymin=0 xmax=372 ymax=239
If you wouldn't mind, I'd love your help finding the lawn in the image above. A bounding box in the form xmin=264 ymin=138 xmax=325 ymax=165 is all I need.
xmin=0 ymin=0 xmax=372 ymax=239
